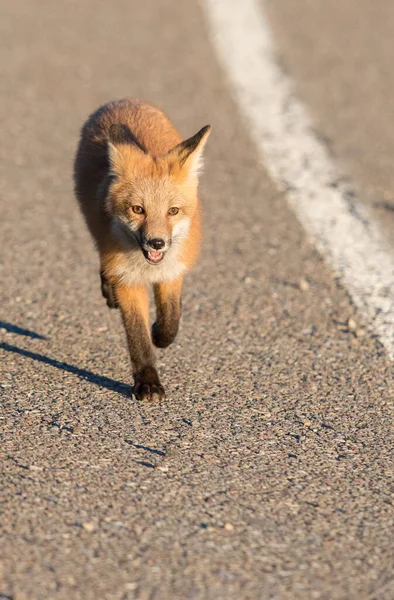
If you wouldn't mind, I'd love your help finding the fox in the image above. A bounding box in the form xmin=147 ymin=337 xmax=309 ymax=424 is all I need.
xmin=73 ymin=99 xmax=211 ymax=401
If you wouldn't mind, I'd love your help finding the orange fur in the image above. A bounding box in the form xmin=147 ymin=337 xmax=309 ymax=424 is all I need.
xmin=73 ymin=98 xmax=210 ymax=400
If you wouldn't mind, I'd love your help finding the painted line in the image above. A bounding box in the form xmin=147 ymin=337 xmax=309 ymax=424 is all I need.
xmin=202 ymin=0 xmax=394 ymax=358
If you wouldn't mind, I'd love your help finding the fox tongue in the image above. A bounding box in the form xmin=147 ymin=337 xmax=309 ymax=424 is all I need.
xmin=147 ymin=250 xmax=163 ymax=263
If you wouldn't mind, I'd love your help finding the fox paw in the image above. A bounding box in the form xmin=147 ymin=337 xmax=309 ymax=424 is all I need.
xmin=133 ymin=366 xmax=166 ymax=401
xmin=151 ymin=322 xmax=177 ymax=348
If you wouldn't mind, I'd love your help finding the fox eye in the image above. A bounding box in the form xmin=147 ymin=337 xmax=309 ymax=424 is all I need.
xmin=168 ymin=207 xmax=179 ymax=216
xmin=132 ymin=205 xmax=144 ymax=214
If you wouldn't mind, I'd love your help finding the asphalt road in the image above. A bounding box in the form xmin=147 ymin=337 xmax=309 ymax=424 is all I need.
xmin=1 ymin=1 xmax=394 ymax=599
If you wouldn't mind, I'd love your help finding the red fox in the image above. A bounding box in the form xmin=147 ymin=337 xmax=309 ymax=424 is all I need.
xmin=74 ymin=99 xmax=211 ymax=400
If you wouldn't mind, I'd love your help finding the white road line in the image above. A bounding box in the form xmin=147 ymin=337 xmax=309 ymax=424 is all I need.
xmin=202 ymin=0 xmax=394 ymax=358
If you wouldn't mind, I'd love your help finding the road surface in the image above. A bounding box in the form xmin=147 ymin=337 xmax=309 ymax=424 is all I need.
xmin=1 ymin=1 xmax=393 ymax=598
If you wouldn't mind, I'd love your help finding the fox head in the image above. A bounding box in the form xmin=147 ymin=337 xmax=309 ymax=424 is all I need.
xmin=106 ymin=123 xmax=211 ymax=265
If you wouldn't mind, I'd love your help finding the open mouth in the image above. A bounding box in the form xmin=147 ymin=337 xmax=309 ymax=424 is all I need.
xmin=143 ymin=250 xmax=165 ymax=265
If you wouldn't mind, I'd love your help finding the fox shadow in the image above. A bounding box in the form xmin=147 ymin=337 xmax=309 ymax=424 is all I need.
xmin=0 ymin=320 xmax=47 ymax=340
xmin=0 ymin=321 xmax=130 ymax=397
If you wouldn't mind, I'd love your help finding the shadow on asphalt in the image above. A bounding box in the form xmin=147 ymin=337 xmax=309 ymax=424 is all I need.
xmin=0 ymin=342 xmax=131 ymax=397
xmin=0 ymin=320 xmax=47 ymax=340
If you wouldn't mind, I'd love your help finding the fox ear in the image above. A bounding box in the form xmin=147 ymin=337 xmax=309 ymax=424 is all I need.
xmin=107 ymin=124 xmax=146 ymax=175
xmin=107 ymin=141 xmax=124 ymax=176
xmin=108 ymin=124 xmax=147 ymax=152
xmin=168 ymin=125 xmax=211 ymax=179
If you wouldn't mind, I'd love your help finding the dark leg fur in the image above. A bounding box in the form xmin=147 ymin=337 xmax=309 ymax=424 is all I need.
xmin=100 ymin=270 xmax=119 ymax=309
xmin=152 ymin=278 xmax=183 ymax=348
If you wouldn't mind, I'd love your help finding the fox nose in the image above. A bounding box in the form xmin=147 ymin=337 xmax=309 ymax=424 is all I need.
xmin=148 ymin=238 xmax=165 ymax=250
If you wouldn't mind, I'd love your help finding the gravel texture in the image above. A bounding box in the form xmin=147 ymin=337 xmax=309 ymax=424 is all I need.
xmin=1 ymin=1 xmax=394 ymax=599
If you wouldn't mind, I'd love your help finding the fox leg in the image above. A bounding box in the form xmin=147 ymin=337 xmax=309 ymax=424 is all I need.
xmin=152 ymin=277 xmax=183 ymax=348
xmin=100 ymin=270 xmax=119 ymax=309
xmin=115 ymin=282 xmax=165 ymax=401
